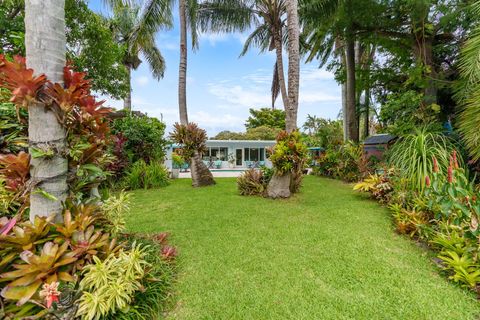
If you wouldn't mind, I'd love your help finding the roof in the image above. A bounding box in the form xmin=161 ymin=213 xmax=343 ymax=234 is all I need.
xmin=167 ymin=140 xmax=276 ymax=149
xmin=363 ymin=134 xmax=397 ymax=145
xmin=207 ymin=140 xmax=275 ymax=143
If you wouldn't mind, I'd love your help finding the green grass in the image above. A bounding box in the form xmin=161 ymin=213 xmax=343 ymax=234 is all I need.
xmin=127 ymin=176 xmax=480 ymax=320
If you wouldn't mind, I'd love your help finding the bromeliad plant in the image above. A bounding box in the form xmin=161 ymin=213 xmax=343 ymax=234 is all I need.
xmin=0 ymin=55 xmax=114 ymax=204
xmin=267 ymin=130 xmax=308 ymax=193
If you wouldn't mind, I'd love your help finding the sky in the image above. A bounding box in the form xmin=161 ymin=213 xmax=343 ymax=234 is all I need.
xmin=89 ymin=1 xmax=342 ymax=136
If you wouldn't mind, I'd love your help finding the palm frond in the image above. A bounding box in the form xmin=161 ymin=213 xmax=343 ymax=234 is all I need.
xmin=271 ymin=61 xmax=280 ymax=109
xmin=239 ymin=24 xmax=271 ymax=56
xmin=458 ymin=88 xmax=480 ymax=161
xmin=197 ymin=0 xmax=256 ymax=33
xmin=128 ymin=0 xmax=173 ymax=56
xmin=457 ymin=2 xmax=480 ymax=160
xmin=140 ymin=37 xmax=166 ymax=80
xmin=187 ymin=0 xmax=200 ymax=49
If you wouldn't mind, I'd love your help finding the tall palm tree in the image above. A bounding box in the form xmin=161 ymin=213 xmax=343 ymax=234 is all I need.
xmin=109 ymin=0 xmax=173 ymax=111
xmin=178 ymin=0 xmax=215 ymax=186
xmin=25 ymin=0 xmax=67 ymax=221
xmin=198 ymin=0 xmax=289 ymax=110
xmin=285 ymin=0 xmax=300 ymax=132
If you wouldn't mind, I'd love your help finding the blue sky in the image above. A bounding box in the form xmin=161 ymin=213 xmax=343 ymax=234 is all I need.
xmin=89 ymin=0 xmax=341 ymax=136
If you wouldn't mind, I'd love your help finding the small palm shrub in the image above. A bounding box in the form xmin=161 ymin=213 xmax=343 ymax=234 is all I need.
xmin=122 ymin=160 xmax=170 ymax=190
xmin=237 ymin=169 xmax=265 ymax=196
xmin=387 ymin=127 xmax=459 ymax=191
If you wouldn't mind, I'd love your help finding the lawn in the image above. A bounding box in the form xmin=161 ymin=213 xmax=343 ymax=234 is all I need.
xmin=127 ymin=176 xmax=480 ymax=319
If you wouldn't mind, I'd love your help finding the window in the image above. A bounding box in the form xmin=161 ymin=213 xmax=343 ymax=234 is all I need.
xmin=203 ymin=147 xmax=228 ymax=161
xmin=244 ymin=148 xmax=265 ymax=161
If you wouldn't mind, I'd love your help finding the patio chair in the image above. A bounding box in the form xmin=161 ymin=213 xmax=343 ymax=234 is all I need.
xmin=215 ymin=160 xmax=222 ymax=169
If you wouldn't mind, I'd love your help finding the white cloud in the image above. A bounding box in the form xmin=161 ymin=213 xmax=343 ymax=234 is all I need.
xmin=199 ymin=32 xmax=230 ymax=46
xmin=135 ymin=76 xmax=150 ymax=86
xmin=208 ymin=83 xmax=270 ymax=107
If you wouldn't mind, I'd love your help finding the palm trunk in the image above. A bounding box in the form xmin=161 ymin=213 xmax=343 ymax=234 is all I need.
xmin=25 ymin=0 xmax=67 ymax=222
xmin=178 ymin=0 xmax=214 ymax=187
xmin=285 ymin=0 xmax=300 ymax=133
xmin=124 ymin=65 xmax=132 ymax=112
xmin=345 ymin=35 xmax=358 ymax=142
xmin=267 ymin=0 xmax=300 ymax=199
xmin=178 ymin=0 xmax=188 ymax=125
xmin=341 ymin=82 xmax=347 ymax=141
xmin=273 ymin=32 xmax=289 ymax=115
xmin=364 ymin=86 xmax=370 ymax=138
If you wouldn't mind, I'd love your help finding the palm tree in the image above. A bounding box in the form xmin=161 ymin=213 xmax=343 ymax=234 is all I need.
xmin=285 ymin=0 xmax=300 ymax=132
xmin=25 ymin=0 xmax=67 ymax=221
xmin=198 ymin=0 xmax=289 ymax=110
xmin=178 ymin=0 xmax=215 ymax=186
xmin=109 ymin=0 xmax=173 ymax=111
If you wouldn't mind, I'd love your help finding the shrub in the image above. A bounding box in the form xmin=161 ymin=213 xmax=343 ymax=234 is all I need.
xmin=237 ymin=169 xmax=266 ymax=196
xmin=122 ymin=160 xmax=170 ymax=190
xmin=387 ymin=127 xmax=459 ymax=191
xmin=112 ymin=115 xmax=167 ymax=165
xmin=315 ymin=142 xmax=364 ymax=182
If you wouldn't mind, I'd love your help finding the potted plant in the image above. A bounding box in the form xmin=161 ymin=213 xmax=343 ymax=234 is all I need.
xmin=228 ymin=153 xmax=236 ymax=168
xmin=171 ymin=152 xmax=184 ymax=179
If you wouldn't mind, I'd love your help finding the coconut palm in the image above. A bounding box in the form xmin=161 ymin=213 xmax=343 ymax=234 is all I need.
xmin=285 ymin=0 xmax=300 ymax=132
xmin=109 ymin=0 xmax=173 ymax=111
xmin=25 ymin=0 xmax=68 ymax=221
xmin=177 ymin=0 xmax=215 ymax=186
xmin=198 ymin=0 xmax=289 ymax=110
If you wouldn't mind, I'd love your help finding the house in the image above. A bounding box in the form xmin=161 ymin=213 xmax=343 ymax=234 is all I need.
xmin=165 ymin=140 xmax=276 ymax=170
xmin=363 ymin=134 xmax=397 ymax=161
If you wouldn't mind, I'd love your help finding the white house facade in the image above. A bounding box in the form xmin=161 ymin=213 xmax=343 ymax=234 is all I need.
xmin=165 ymin=140 xmax=276 ymax=170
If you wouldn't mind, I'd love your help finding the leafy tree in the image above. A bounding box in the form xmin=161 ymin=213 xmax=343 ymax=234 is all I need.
xmin=245 ymin=126 xmax=281 ymax=140
xmin=245 ymin=107 xmax=286 ymax=130
xmin=212 ymin=131 xmax=246 ymax=140
xmin=112 ymin=115 xmax=168 ymax=164
xmin=1 ymin=0 xmax=130 ymax=99
xmin=65 ymin=0 xmax=129 ymax=99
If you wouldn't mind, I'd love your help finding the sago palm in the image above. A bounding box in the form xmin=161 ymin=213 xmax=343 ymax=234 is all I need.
xmin=109 ymin=0 xmax=173 ymax=111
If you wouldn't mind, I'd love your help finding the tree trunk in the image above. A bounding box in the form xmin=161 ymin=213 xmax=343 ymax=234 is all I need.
xmin=190 ymin=151 xmax=215 ymax=187
xmin=345 ymin=36 xmax=358 ymax=142
xmin=273 ymin=32 xmax=289 ymax=117
xmin=124 ymin=65 xmax=132 ymax=112
xmin=178 ymin=0 xmax=189 ymax=125
xmin=364 ymin=86 xmax=370 ymax=139
xmin=285 ymin=0 xmax=300 ymax=133
xmin=267 ymin=172 xmax=291 ymax=198
xmin=267 ymin=0 xmax=300 ymax=199
xmin=25 ymin=0 xmax=67 ymax=222
xmin=178 ymin=0 xmax=214 ymax=187
xmin=413 ymin=36 xmax=437 ymax=105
